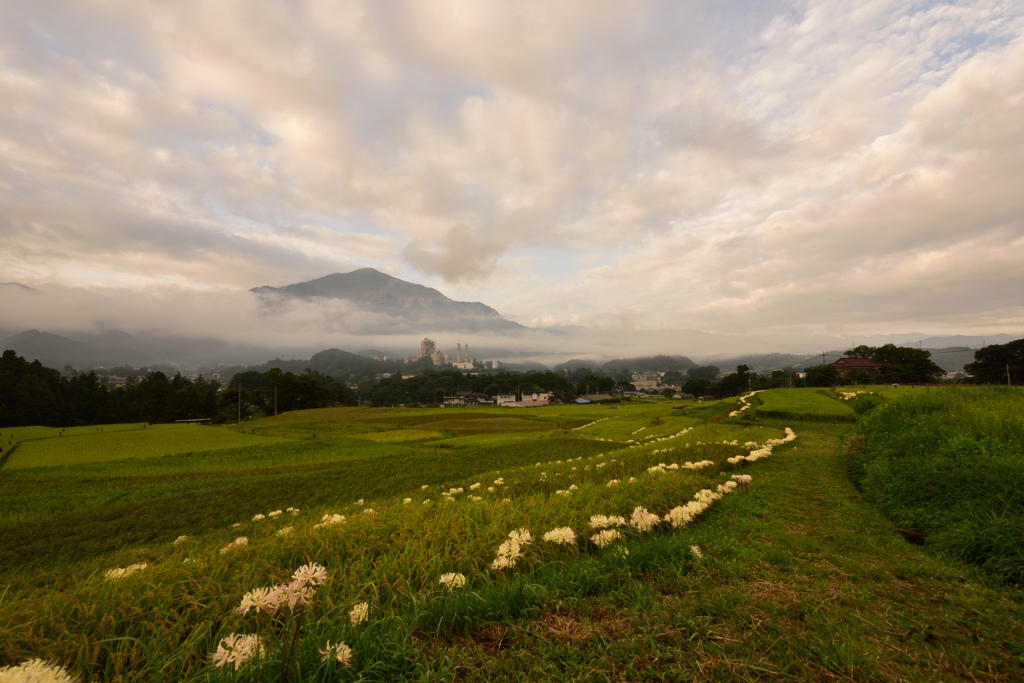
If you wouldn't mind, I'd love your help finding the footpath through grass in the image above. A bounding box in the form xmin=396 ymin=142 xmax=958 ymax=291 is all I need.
xmin=431 ymin=421 xmax=1024 ymax=681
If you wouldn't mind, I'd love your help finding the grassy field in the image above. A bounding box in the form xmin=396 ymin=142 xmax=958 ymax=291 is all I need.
xmin=751 ymin=388 xmax=856 ymax=421
xmin=1 ymin=390 xmax=1022 ymax=681
xmin=5 ymin=424 xmax=291 ymax=469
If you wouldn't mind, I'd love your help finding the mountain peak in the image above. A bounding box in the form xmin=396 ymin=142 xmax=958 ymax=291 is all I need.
xmin=251 ymin=269 xmax=525 ymax=334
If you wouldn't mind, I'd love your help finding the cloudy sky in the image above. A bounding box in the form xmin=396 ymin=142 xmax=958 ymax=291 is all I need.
xmin=2 ymin=0 xmax=1023 ymax=355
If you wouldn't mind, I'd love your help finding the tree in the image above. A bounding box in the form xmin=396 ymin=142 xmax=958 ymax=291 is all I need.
xmin=687 ymin=366 xmax=720 ymax=381
xmin=683 ymin=378 xmax=713 ymax=396
xmin=965 ymin=338 xmax=1024 ymax=385
xmin=806 ymin=364 xmax=839 ymax=387
xmin=717 ymin=365 xmax=751 ymax=397
xmin=871 ymin=344 xmax=944 ymax=383
xmin=844 ymin=344 xmax=944 ymax=383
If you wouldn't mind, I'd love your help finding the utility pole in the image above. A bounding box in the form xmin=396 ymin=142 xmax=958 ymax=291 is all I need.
xmin=1008 ymin=364 xmax=1012 ymax=387
xmin=821 ymin=351 xmax=826 ymax=366
xmin=275 ymin=386 xmax=278 ymax=416
xmin=237 ymin=383 xmax=241 ymax=424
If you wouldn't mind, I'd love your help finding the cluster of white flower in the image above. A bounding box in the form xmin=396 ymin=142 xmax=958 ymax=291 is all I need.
xmin=220 ymin=537 xmax=248 ymax=554
xmin=210 ymin=633 xmax=264 ymax=671
xmin=173 ymin=535 xmax=189 ymax=546
xmin=631 ymin=427 xmax=694 ymax=448
xmin=491 ymin=529 xmax=532 ymax=570
xmin=727 ymin=428 xmax=797 ymax=464
xmin=629 ymin=506 xmax=661 ymax=533
xmin=572 ymin=417 xmax=609 ymax=431
xmin=275 ymin=526 xmax=293 ymax=537
xmin=839 ymin=390 xmax=869 ymax=400
xmin=104 ymin=562 xmax=148 ymax=581
xmin=647 ymin=458 xmax=715 ymax=476
xmin=362 ymin=508 xmax=375 ymax=515
xmin=441 ymin=486 xmax=465 ymax=499
xmin=589 ymin=514 xmax=626 ymax=529
xmin=590 ymin=529 xmax=622 ymax=548
xmin=731 ymin=474 xmax=753 ymax=485
xmin=236 ymin=563 xmax=329 ymax=616
xmin=314 ymin=513 xmax=346 ymax=529
xmin=349 ymin=601 xmax=369 ymax=626
xmin=251 ymin=507 xmax=298 ymax=522
xmin=729 ymin=391 xmax=761 ymax=417
xmin=0 ymin=658 xmax=77 ymax=682
xmin=439 ymin=572 xmax=467 ymax=589
xmin=664 ymin=487 xmax=726 ymax=528
xmin=319 ymin=641 xmax=354 ymax=666
xmin=684 ymin=460 xmax=715 ymax=470
xmin=542 ymin=527 xmax=577 ymax=545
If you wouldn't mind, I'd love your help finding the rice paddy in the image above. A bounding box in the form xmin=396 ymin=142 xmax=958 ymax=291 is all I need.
xmin=2 ymin=390 xmax=1022 ymax=681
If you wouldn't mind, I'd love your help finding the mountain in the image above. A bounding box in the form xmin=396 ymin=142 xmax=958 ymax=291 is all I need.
xmin=1 ymin=282 xmax=35 ymax=292
xmin=0 ymin=330 xmax=152 ymax=369
xmin=0 ymin=329 xmax=316 ymax=372
xmin=250 ymin=268 xmax=526 ymax=334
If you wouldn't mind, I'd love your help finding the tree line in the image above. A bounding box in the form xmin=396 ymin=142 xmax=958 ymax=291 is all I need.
xmin=0 ymin=350 xmax=354 ymax=427
xmin=2 ymin=339 xmax=1021 ymax=426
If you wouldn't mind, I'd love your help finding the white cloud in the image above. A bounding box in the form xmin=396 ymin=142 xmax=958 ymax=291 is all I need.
xmin=1 ymin=0 xmax=1022 ymax=353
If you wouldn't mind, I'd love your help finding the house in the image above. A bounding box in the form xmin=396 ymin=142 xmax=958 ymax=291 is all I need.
xmin=576 ymin=393 xmax=613 ymax=403
xmin=832 ymin=357 xmax=885 ymax=378
xmin=454 ymin=391 xmax=492 ymax=405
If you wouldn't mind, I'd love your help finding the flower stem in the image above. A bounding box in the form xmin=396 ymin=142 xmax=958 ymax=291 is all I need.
xmin=280 ymin=612 xmax=304 ymax=683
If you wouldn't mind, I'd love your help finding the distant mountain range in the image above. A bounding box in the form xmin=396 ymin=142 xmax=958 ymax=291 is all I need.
xmin=251 ymin=268 xmax=526 ymax=334
xmin=1 ymin=269 xmax=1019 ymax=373
xmin=1 ymin=325 xmax=997 ymax=378
xmin=0 ymin=329 xmax=301 ymax=372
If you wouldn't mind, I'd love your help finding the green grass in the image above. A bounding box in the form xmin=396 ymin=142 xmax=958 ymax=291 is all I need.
xmin=2 ymin=396 xmax=1023 ymax=681
xmin=844 ymin=386 xmax=1024 ymax=586
xmin=5 ymin=424 xmax=291 ymax=469
xmin=752 ymin=388 xmax=856 ymax=421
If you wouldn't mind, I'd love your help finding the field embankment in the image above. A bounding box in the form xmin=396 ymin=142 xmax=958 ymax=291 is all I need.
xmin=845 ymin=386 xmax=1024 ymax=586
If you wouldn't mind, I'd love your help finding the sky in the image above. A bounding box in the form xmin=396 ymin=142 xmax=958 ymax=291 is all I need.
xmin=2 ymin=0 xmax=1023 ymax=358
